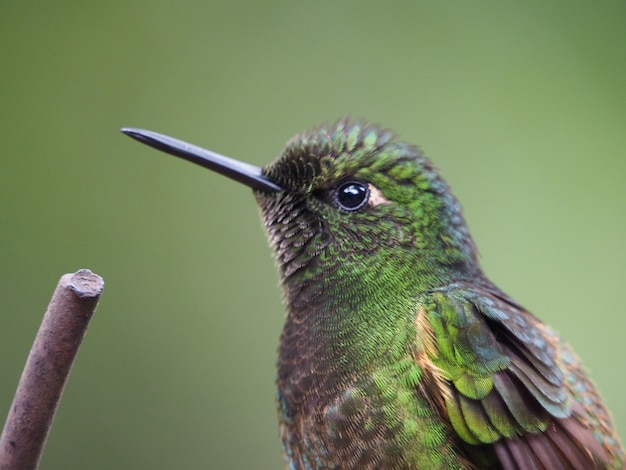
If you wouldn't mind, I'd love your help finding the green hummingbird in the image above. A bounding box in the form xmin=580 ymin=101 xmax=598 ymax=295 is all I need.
xmin=122 ymin=119 xmax=624 ymax=469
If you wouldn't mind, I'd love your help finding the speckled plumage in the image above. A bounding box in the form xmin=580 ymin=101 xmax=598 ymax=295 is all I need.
xmin=253 ymin=119 xmax=624 ymax=469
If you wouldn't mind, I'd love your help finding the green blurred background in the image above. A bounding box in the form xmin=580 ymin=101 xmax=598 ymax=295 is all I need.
xmin=1 ymin=1 xmax=625 ymax=468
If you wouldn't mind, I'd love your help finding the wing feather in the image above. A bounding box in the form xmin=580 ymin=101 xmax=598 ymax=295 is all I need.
xmin=418 ymin=282 xmax=618 ymax=468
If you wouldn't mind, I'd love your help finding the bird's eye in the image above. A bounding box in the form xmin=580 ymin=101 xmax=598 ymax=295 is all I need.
xmin=335 ymin=181 xmax=370 ymax=211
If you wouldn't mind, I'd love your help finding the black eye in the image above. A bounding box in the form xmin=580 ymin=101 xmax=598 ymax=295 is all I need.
xmin=335 ymin=181 xmax=369 ymax=211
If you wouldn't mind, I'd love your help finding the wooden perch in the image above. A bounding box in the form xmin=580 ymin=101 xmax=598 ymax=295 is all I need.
xmin=0 ymin=269 xmax=104 ymax=470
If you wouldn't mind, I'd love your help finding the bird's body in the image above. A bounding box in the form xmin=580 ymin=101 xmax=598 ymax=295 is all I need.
xmin=123 ymin=119 xmax=624 ymax=469
xmin=276 ymin=278 xmax=621 ymax=469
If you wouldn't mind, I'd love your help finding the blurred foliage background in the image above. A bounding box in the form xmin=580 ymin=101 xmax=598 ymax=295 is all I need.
xmin=1 ymin=1 xmax=625 ymax=468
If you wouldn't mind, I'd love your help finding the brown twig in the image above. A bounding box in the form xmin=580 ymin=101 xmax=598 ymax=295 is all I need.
xmin=0 ymin=269 xmax=104 ymax=470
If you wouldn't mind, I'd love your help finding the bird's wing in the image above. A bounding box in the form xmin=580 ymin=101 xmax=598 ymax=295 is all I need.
xmin=417 ymin=282 xmax=611 ymax=469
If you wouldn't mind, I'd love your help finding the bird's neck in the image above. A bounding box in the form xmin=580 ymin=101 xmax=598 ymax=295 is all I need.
xmin=279 ymin=245 xmax=480 ymax=364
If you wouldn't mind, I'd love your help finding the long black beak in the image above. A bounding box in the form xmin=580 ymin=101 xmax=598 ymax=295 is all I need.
xmin=121 ymin=128 xmax=283 ymax=193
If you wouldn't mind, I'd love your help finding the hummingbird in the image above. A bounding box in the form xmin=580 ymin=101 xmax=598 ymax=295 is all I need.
xmin=122 ymin=119 xmax=624 ymax=469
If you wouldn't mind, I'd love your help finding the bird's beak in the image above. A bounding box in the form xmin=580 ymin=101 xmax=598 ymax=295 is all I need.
xmin=121 ymin=128 xmax=283 ymax=193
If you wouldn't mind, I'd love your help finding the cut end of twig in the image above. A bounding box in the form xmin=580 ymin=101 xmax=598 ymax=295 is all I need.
xmin=0 ymin=269 xmax=105 ymax=470
xmin=65 ymin=269 xmax=104 ymax=298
